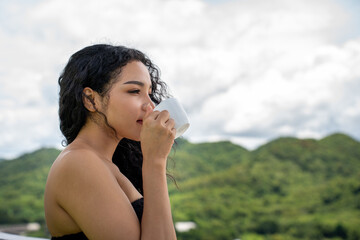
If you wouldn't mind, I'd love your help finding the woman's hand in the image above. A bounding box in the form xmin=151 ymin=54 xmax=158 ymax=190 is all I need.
xmin=140 ymin=103 xmax=176 ymax=167
xmin=140 ymin=104 xmax=178 ymax=239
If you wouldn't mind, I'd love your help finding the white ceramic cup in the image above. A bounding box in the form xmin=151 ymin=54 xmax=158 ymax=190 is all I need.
xmin=154 ymin=98 xmax=190 ymax=139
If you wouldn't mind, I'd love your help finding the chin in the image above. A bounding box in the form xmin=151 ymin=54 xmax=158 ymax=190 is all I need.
xmin=123 ymin=133 xmax=141 ymax=142
xmin=116 ymin=128 xmax=141 ymax=142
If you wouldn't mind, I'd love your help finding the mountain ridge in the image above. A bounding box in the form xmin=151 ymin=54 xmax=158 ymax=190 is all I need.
xmin=1 ymin=132 xmax=358 ymax=160
xmin=0 ymin=133 xmax=359 ymax=239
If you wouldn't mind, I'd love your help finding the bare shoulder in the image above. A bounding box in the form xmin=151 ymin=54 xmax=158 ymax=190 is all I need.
xmin=45 ymin=149 xmax=96 ymax=204
xmin=46 ymin=147 xmax=141 ymax=239
xmin=47 ymin=147 xmax=115 ymax=197
xmin=53 ymin=147 xmax=106 ymax=171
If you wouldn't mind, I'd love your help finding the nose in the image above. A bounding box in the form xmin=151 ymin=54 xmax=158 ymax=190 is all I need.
xmin=148 ymin=93 xmax=155 ymax=109
xmin=147 ymin=98 xmax=155 ymax=110
xmin=149 ymin=99 xmax=155 ymax=109
xmin=150 ymin=101 xmax=155 ymax=109
xmin=142 ymin=97 xmax=155 ymax=111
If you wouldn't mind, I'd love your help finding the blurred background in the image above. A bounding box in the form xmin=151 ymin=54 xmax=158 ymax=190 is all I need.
xmin=0 ymin=0 xmax=360 ymax=239
xmin=0 ymin=0 xmax=359 ymax=159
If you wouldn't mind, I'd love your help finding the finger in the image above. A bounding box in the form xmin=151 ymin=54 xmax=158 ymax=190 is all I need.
xmin=157 ymin=110 xmax=170 ymax=123
xmin=170 ymin=127 xmax=177 ymax=138
xmin=165 ymin=118 xmax=175 ymax=129
xmin=151 ymin=110 xmax=161 ymax=120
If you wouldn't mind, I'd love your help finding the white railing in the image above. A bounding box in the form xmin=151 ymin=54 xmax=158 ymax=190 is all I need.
xmin=0 ymin=232 xmax=49 ymax=240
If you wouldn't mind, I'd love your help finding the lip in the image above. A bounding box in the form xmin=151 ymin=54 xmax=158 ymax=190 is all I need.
xmin=136 ymin=120 xmax=143 ymax=125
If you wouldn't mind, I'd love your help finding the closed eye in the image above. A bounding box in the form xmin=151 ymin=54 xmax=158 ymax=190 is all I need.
xmin=128 ymin=89 xmax=140 ymax=94
xmin=128 ymin=90 xmax=153 ymax=98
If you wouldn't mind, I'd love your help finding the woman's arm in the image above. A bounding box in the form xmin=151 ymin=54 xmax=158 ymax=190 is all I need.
xmin=53 ymin=150 xmax=142 ymax=240
xmin=54 ymin=106 xmax=177 ymax=240
xmin=141 ymin=163 xmax=176 ymax=240
xmin=139 ymin=105 xmax=177 ymax=240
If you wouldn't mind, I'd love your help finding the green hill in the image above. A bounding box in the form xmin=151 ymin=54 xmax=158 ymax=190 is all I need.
xmin=0 ymin=133 xmax=359 ymax=239
xmin=169 ymin=134 xmax=360 ymax=240
xmin=0 ymin=148 xmax=60 ymax=224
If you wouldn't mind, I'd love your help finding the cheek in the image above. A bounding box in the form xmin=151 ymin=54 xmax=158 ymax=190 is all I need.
xmin=106 ymin=94 xmax=142 ymax=121
xmin=109 ymin=100 xmax=139 ymax=121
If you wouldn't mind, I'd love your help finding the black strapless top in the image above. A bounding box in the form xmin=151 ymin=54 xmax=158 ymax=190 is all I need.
xmin=51 ymin=197 xmax=144 ymax=240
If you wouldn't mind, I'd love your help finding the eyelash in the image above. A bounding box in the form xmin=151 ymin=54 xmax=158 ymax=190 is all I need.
xmin=128 ymin=89 xmax=140 ymax=94
xmin=128 ymin=89 xmax=153 ymax=97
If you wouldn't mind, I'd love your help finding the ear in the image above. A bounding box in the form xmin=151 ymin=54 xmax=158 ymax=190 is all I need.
xmin=82 ymin=87 xmax=97 ymax=112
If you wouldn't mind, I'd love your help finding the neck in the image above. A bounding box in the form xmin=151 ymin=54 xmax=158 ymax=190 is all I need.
xmin=75 ymin=119 xmax=122 ymax=162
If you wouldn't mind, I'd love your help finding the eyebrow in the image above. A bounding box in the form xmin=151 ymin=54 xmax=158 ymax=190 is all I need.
xmin=123 ymin=80 xmax=152 ymax=89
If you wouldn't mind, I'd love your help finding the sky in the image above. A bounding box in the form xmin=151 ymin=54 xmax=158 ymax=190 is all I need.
xmin=0 ymin=0 xmax=360 ymax=159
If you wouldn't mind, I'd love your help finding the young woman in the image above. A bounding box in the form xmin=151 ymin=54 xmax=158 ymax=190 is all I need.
xmin=44 ymin=44 xmax=177 ymax=240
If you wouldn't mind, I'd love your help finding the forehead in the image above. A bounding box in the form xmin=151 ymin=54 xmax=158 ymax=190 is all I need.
xmin=116 ymin=60 xmax=151 ymax=86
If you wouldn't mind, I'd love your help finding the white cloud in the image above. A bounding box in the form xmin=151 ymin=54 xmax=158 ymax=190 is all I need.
xmin=192 ymin=37 xmax=360 ymax=142
xmin=0 ymin=0 xmax=360 ymax=158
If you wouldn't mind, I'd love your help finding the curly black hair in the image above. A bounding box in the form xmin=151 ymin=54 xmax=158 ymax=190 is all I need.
xmin=58 ymin=44 xmax=171 ymax=194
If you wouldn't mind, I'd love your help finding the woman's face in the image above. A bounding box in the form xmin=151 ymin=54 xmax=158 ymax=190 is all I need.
xmin=101 ymin=60 xmax=155 ymax=141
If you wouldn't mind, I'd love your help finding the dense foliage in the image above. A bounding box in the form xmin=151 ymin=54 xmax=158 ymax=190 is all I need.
xmin=0 ymin=133 xmax=359 ymax=239
xmin=0 ymin=148 xmax=59 ymax=225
